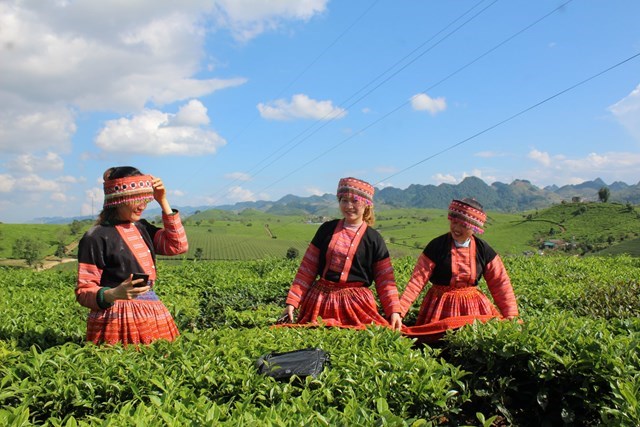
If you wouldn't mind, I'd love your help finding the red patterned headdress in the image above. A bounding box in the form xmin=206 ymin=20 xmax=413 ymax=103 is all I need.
xmin=448 ymin=198 xmax=486 ymax=234
xmin=103 ymin=175 xmax=154 ymax=208
xmin=336 ymin=177 xmax=374 ymax=206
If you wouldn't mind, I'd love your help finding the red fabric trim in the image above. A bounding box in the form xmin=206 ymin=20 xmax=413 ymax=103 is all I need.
xmin=402 ymin=314 xmax=501 ymax=341
xmin=76 ymin=262 xmax=103 ymax=310
xmin=116 ymin=224 xmax=156 ymax=280
xmin=484 ymin=255 xmax=519 ymax=317
xmin=323 ymin=220 xmax=367 ymax=282
xmin=373 ymin=257 xmax=400 ymax=315
xmin=286 ymin=244 xmax=321 ymax=308
xmin=399 ymin=253 xmax=434 ymax=316
xmin=153 ymin=212 xmax=189 ymax=256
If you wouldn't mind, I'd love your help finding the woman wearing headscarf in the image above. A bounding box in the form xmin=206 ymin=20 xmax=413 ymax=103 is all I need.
xmin=280 ymin=177 xmax=402 ymax=330
xmin=75 ymin=166 xmax=189 ymax=345
xmin=400 ymin=198 xmax=518 ymax=342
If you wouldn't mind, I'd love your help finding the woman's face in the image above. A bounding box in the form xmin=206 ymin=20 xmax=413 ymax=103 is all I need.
xmin=449 ymin=220 xmax=474 ymax=243
xmin=116 ymin=201 xmax=149 ymax=222
xmin=339 ymin=195 xmax=366 ymax=225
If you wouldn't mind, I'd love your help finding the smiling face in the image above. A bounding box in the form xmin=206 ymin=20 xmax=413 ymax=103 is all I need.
xmin=449 ymin=219 xmax=474 ymax=243
xmin=116 ymin=200 xmax=149 ymax=222
xmin=339 ymin=195 xmax=366 ymax=225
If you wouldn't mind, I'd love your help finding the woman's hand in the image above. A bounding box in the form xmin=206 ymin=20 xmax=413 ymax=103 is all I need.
xmin=389 ymin=312 xmax=403 ymax=331
xmin=103 ymin=275 xmax=150 ymax=303
xmin=278 ymin=304 xmax=296 ymax=323
xmin=150 ymin=176 xmax=173 ymax=214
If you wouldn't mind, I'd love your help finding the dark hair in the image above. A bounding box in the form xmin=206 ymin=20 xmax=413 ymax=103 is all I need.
xmin=96 ymin=166 xmax=144 ymax=225
xmin=103 ymin=166 xmax=143 ymax=181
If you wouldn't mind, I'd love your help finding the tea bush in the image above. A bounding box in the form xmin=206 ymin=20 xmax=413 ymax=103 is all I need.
xmin=1 ymin=255 xmax=639 ymax=425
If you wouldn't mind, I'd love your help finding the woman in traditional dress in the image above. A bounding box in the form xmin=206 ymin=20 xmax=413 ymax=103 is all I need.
xmin=400 ymin=198 xmax=518 ymax=342
xmin=76 ymin=166 xmax=189 ymax=345
xmin=281 ymin=177 xmax=402 ymax=330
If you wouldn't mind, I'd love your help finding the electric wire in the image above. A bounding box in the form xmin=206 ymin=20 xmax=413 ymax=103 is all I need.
xmin=376 ymin=51 xmax=640 ymax=185
xmin=253 ymin=0 xmax=574 ymax=195
xmin=204 ymin=0 xmax=497 ymax=202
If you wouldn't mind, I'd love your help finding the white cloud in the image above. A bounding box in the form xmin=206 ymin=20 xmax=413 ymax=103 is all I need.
xmin=305 ymin=186 xmax=325 ymax=196
xmin=227 ymin=185 xmax=257 ymax=203
xmin=523 ymin=150 xmax=640 ymax=186
xmin=11 ymin=174 xmax=60 ymax=192
xmin=528 ymin=149 xmax=552 ymax=166
xmin=433 ymin=173 xmax=457 ymax=185
xmin=167 ymin=99 xmax=211 ymax=127
xmin=0 ymin=103 xmax=76 ymax=153
xmin=225 ymin=172 xmax=252 ymax=181
xmin=80 ymin=187 xmax=104 ymax=217
xmin=410 ymin=93 xmax=447 ymax=115
xmin=5 ymin=152 xmax=65 ymax=173
xmin=212 ymin=0 xmax=328 ymax=42
xmin=95 ymin=100 xmax=227 ymax=156
xmin=258 ymin=94 xmax=347 ymax=121
xmin=463 ymin=169 xmax=496 ymax=183
xmin=375 ymin=181 xmax=394 ymax=189
xmin=0 ymin=174 xmax=16 ymax=192
xmin=433 ymin=170 xmax=495 ymax=185
xmin=50 ymin=192 xmax=67 ymax=202
xmin=608 ymin=84 xmax=640 ymax=142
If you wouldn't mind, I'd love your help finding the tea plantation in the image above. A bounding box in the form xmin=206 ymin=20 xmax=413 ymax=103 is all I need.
xmin=1 ymin=254 xmax=639 ymax=426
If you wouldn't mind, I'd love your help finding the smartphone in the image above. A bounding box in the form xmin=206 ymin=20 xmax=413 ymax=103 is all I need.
xmin=132 ymin=273 xmax=150 ymax=287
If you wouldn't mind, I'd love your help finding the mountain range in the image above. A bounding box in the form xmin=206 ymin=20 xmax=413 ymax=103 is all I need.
xmin=32 ymin=177 xmax=640 ymax=224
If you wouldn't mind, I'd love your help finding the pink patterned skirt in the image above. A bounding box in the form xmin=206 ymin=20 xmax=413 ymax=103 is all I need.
xmin=402 ymin=284 xmax=502 ymax=342
xmin=86 ymin=290 xmax=179 ymax=345
xmin=291 ymin=279 xmax=391 ymax=329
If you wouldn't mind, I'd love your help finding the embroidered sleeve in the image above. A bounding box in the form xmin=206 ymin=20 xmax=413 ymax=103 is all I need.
xmin=373 ymin=257 xmax=401 ymax=315
xmin=399 ymin=253 xmax=435 ymax=317
xmin=152 ymin=211 xmax=189 ymax=255
xmin=285 ymin=243 xmax=321 ymax=308
xmin=483 ymin=255 xmax=518 ymax=317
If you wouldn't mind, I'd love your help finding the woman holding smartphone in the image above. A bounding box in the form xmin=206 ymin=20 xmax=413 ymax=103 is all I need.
xmin=75 ymin=166 xmax=189 ymax=345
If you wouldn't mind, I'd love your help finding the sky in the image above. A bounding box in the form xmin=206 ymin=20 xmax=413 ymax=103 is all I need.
xmin=1 ymin=0 xmax=640 ymax=224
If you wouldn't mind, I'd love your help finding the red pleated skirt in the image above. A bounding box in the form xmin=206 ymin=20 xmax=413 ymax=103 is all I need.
xmin=402 ymin=285 xmax=502 ymax=343
xmin=86 ymin=291 xmax=179 ymax=345
xmin=286 ymin=279 xmax=392 ymax=329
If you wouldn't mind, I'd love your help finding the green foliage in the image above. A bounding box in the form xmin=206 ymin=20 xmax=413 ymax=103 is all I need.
xmin=12 ymin=237 xmax=44 ymax=266
xmin=599 ymin=186 xmax=611 ymax=203
xmin=444 ymin=314 xmax=640 ymax=426
xmin=1 ymin=253 xmax=640 ymax=425
xmin=286 ymin=247 xmax=299 ymax=260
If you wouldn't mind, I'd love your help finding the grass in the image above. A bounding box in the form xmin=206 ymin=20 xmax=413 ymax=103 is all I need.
xmin=2 ymin=202 xmax=640 ymax=265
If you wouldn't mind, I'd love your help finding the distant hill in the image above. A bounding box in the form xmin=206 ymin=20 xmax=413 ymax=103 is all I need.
xmin=31 ymin=176 xmax=640 ymax=224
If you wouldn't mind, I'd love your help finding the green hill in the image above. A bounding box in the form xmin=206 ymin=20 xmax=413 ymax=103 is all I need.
xmin=2 ymin=202 xmax=640 ymax=266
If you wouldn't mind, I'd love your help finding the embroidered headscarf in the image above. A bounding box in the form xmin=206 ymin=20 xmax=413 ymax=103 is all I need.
xmin=337 ymin=177 xmax=374 ymax=206
xmin=448 ymin=198 xmax=486 ymax=234
xmin=103 ymin=174 xmax=154 ymax=208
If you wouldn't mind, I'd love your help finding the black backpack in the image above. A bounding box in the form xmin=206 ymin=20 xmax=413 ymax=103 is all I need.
xmin=256 ymin=347 xmax=330 ymax=381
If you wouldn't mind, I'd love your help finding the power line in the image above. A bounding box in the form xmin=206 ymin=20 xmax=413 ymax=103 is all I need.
xmin=252 ymin=0 xmax=575 ymax=195
xmin=205 ymin=0 xmax=497 ymax=202
xmin=376 ymin=50 xmax=640 ymax=185
xmin=200 ymin=1 xmax=382 ymax=201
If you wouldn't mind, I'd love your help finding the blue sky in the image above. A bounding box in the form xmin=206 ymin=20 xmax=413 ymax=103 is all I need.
xmin=1 ymin=0 xmax=639 ymax=223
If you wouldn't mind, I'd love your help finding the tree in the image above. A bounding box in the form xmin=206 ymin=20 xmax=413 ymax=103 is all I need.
xmin=12 ymin=237 xmax=44 ymax=266
xmin=286 ymin=247 xmax=299 ymax=260
xmin=69 ymin=220 xmax=83 ymax=235
xmin=598 ymin=186 xmax=610 ymax=203
xmin=194 ymin=248 xmax=204 ymax=261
